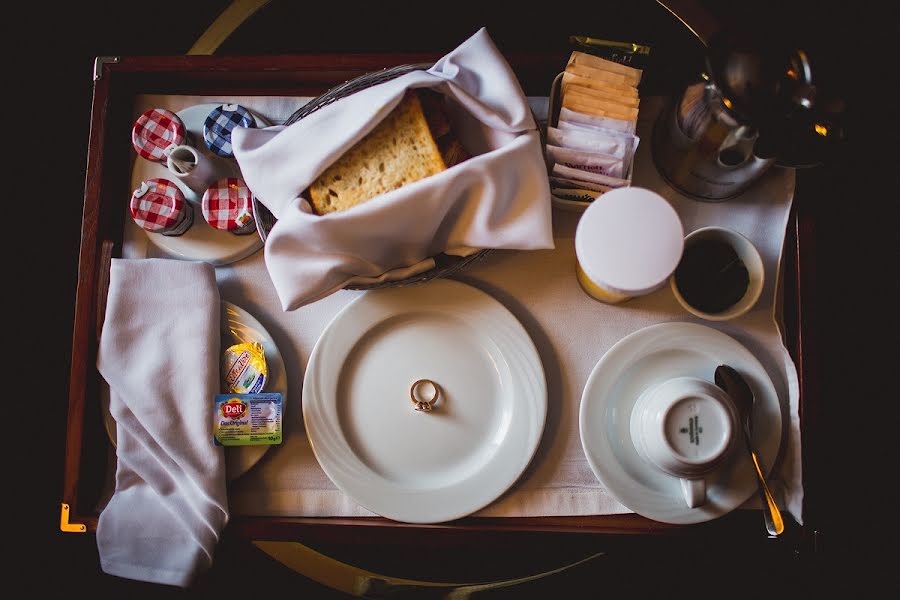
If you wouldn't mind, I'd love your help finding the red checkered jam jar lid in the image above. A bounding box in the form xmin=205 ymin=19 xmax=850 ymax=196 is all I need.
xmin=130 ymin=179 xmax=186 ymax=232
xmin=202 ymin=178 xmax=256 ymax=232
xmin=131 ymin=108 xmax=187 ymax=162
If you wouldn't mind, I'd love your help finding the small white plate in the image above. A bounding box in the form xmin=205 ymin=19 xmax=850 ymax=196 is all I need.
xmin=101 ymin=300 xmax=287 ymax=482
xmin=579 ymin=322 xmax=782 ymax=524
xmin=129 ymin=103 xmax=269 ymax=266
xmin=303 ymin=279 xmax=547 ymax=523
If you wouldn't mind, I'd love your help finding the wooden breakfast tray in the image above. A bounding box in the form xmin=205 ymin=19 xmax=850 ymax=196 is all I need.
xmin=62 ymin=54 xmax=822 ymax=553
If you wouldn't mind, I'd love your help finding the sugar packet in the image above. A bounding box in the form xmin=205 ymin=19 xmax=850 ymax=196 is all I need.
xmin=552 ymin=163 xmax=631 ymax=189
xmin=560 ymin=107 xmax=637 ymax=134
xmin=545 ymin=144 xmax=625 ymax=178
xmin=551 ymin=187 xmax=605 ymax=203
xmin=547 ymin=126 xmax=633 ymax=160
xmin=567 ymin=50 xmax=643 ymax=85
xmin=550 ymin=176 xmax=613 ymax=193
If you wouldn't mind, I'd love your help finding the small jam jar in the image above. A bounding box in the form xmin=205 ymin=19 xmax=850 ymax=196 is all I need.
xmin=129 ymin=178 xmax=194 ymax=237
xmin=201 ymin=178 xmax=257 ymax=235
xmin=575 ymin=187 xmax=683 ymax=303
xmin=131 ymin=108 xmax=188 ymax=163
xmin=203 ymin=103 xmax=255 ymax=158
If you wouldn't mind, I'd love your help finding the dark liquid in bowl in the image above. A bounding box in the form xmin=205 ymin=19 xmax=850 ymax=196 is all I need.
xmin=674 ymin=239 xmax=749 ymax=313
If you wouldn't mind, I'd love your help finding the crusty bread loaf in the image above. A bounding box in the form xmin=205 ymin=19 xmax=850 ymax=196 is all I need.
xmin=309 ymin=91 xmax=446 ymax=215
xmin=419 ymin=89 xmax=451 ymax=138
xmin=419 ymin=88 xmax=470 ymax=168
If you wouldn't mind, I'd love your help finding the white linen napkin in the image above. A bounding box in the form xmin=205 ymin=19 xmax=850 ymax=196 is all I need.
xmin=96 ymin=258 xmax=228 ymax=587
xmin=232 ymin=27 xmax=554 ymax=310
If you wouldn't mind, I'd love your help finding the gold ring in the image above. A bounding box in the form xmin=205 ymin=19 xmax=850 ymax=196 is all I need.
xmin=410 ymin=379 xmax=440 ymax=412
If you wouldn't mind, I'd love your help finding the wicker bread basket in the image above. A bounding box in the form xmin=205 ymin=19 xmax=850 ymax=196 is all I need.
xmin=251 ymin=63 xmax=490 ymax=290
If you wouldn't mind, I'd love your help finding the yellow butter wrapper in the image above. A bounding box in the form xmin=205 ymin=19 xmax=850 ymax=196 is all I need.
xmin=223 ymin=341 xmax=267 ymax=394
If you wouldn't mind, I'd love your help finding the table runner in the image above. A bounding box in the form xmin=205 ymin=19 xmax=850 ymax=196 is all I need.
xmin=122 ymin=93 xmax=802 ymax=523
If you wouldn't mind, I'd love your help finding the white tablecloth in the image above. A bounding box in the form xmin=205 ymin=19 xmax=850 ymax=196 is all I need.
xmin=121 ymin=93 xmax=802 ymax=523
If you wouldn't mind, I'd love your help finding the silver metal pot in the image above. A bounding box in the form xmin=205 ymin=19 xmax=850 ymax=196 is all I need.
xmin=652 ymin=81 xmax=775 ymax=201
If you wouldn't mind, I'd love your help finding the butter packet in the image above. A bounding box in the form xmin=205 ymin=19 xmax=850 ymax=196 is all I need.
xmin=223 ymin=341 xmax=267 ymax=394
xmin=214 ymin=392 xmax=282 ymax=446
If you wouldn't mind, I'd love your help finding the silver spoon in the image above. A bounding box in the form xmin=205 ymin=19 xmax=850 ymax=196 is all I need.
xmin=714 ymin=364 xmax=784 ymax=536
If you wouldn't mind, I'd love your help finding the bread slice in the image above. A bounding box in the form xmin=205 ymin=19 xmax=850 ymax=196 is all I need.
xmin=418 ymin=89 xmax=451 ymax=138
xmin=419 ymin=88 xmax=469 ymax=167
xmin=309 ymin=91 xmax=446 ymax=215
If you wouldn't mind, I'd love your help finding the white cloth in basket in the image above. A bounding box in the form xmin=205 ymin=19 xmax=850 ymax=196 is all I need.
xmin=96 ymin=259 xmax=228 ymax=587
xmin=232 ymin=28 xmax=553 ymax=310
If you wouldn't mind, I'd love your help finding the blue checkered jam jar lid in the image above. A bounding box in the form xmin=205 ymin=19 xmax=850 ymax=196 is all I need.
xmin=203 ymin=103 xmax=255 ymax=157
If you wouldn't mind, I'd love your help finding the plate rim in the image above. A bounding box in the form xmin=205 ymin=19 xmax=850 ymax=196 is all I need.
xmin=579 ymin=321 xmax=783 ymax=524
xmin=302 ymin=278 xmax=547 ymax=523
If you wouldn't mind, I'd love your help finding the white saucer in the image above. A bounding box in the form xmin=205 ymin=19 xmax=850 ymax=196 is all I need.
xmin=579 ymin=322 xmax=782 ymax=524
xmin=303 ymin=279 xmax=546 ymax=523
xmin=101 ymin=301 xmax=287 ymax=482
xmin=128 ymin=103 xmax=269 ymax=266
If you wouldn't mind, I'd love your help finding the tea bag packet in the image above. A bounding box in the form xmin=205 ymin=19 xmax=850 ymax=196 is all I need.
xmin=552 ymin=164 xmax=630 ymax=189
xmin=561 ymin=78 xmax=640 ymax=106
xmin=562 ymin=90 xmax=640 ymax=121
xmin=547 ymin=50 xmax=644 ymax=204
xmin=549 ymin=176 xmax=613 ymax=194
xmin=548 ymin=124 xmax=636 ymax=161
xmin=551 ymin=187 xmax=605 ymax=202
xmin=567 ymin=50 xmax=643 ymax=85
xmin=559 ymin=106 xmax=636 ymax=135
xmin=545 ymin=144 xmax=626 ymax=179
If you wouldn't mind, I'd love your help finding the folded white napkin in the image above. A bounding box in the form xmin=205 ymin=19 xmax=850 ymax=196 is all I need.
xmin=96 ymin=259 xmax=228 ymax=587
xmin=233 ymin=28 xmax=553 ymax=310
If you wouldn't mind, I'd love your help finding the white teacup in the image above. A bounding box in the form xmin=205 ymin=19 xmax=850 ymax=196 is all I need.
xmin=670 ymin=226 xmax=765 ymax=321
xmin=630 ymin=377 xmax=739 ymax=508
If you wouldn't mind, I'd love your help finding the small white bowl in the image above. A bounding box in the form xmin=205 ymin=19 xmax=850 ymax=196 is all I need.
xmin=670 ymin=226 xmax=764 ymax=321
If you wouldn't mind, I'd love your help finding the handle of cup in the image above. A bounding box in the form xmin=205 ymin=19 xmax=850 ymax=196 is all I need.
xmin=680 ymin=478 xmax=706 ymax=508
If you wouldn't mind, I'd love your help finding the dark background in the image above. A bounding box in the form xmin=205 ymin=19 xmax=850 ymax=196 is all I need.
xmin=12 ymin=1 xmax=889 ymax=597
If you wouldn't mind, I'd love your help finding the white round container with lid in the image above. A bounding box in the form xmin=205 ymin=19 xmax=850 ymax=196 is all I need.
xmin=575 ymin=187 xmax=684 ymax=303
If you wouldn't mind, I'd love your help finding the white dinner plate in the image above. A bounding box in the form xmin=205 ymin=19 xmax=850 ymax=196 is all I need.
xmin=129 ymin=103 xmax=268 ymax=266
xmin=303 ymin=278 xmax=546 ymax=523
xmin=579 ymin=322 xmax=782 ymax=524
xmin=102 ymin=300 xmax=287 ymax=482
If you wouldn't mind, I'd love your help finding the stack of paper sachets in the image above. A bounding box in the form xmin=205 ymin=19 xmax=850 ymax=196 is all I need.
xmin=546 ymin=51 xmax=642 ymax=204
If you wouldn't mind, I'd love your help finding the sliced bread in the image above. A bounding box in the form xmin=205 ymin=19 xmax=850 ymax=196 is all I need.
xmin=309 ymin=91 xmax=446 ymax=215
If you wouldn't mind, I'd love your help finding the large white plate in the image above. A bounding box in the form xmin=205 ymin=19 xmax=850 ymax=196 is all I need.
xmin=579 ymin=322 xmax=782 ymax=525
xmin=303 ymin=279 xmax=546 ymax=523
xmin=129 ymin=103 xmax=268 ymax=266
xmin=102 ymin=301 xmax=287 ymax=482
